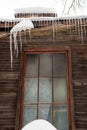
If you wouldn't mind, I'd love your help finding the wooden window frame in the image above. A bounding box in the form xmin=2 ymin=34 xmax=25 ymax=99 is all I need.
xmin=15 ymin=47 xmax=75 ymax=130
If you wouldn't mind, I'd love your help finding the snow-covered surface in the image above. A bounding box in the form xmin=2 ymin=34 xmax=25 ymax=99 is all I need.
xmin=0 ymin=18 xmax=23 ymax=22
xmin=14 ymin=7 xmax=57 ymax=14
xmin=0 ymin=15 xmax=87 ymax=23
xmin=10 ymin=19 xmax=34 ymax=33
xmin=22 ymin=119 xmax=58 ymax=130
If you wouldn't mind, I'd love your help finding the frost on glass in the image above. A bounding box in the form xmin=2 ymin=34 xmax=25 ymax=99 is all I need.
xmin=25 ymin=54 xmax=38 ymax=77
xmin=24 ymin=78 xmax=38 ymax=103
xmin=54 ymin=78 xmax=67 ymax=104
xmin=39 ymin=78 xmax=52 ymax=103
xmin=38 ymin=105 xmax=52 ymax=123
xmin=40 ymin=54 xmax=52 ymax=77
xmin=53 ymin=54 xmax=66 ymax=77
xmin=23 ymin=105 xmax=37 ymax=127
xmin=54 ymin=106 xmax=68 ymax=130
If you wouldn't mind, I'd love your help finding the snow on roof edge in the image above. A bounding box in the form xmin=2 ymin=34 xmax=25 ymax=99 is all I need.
xmin=14 ymin=7 xmax=57 ymax=14
xmin=10 ymin=19 xmax=34 ymax=33
xmin=0 ymin=15 xmax=87 ymax=23
xmin=0 ymin=18 xmax=23 ymax=22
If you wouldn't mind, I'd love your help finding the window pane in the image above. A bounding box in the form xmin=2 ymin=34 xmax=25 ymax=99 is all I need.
xmin=54 ymin=78 xmax=67 ymax=104
xmin=40 ymin=54 xmax=52 ymax=77
xmin=54 ymin=106 xmax=68 ymax=130
xmin=39 ymin=78 xmax=52 ymax=103
xmin=24 ymin=78 xmax=38 ymax=103
xmin=53 ymin=54 xmax=66 ymax=77
xmin=38 ymin=104 xmax=52 ymax=123
xmin=25 ymin=54 xmax=38 ymax=77
xmin=22 ymin=105 xmax=37 ymax=127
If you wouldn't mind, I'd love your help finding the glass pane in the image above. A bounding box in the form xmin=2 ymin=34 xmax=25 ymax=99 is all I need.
xmin=38 ymin=104 xmax=52 ymax=123
xmin=40 ymin=54 xmax=52 ymax=77
xmin=54 ymin=78 xmax=67 ymax=103
xmin=39 ymin=78 xmax=52 ymax=103
xmin=24 ymin=78 xmax=38 ymax=103
xmin=22 ymin=105 xmax=37 ymax=127
xmin=53 ymin=54 xmax=66 ymax=77
xmin=25 ymin=54 xmax=38 ymax=77
xmin=54 ymin=106 xmax=68 ymax=130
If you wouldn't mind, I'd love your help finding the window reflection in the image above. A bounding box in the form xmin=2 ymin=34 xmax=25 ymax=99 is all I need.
xmin=25 ymin=54 xmax=38 ymax=77
xmin=23 ymin=105 xmax=37 ymax=127
xmin=53 ymin=54 xmax=66 ymax=77
xmin=40 ymin=54 xmax=52 ymax=77
xmin=54 ymin=78 xmax=67 ymax=104
xmin=38 ymin=105 xmax=52 ymax=123
xmin=39 ymin=78 xmax=52 ymax=103
xmin=24 ymin=78 xmax=38 ymax=103
xmin=54 ymin=106 xmax=68 ymax=130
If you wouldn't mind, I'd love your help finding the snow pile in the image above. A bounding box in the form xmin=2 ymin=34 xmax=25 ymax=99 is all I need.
xmin=15 ymin=7 xmax=56 ymax=14
xmin=10 ymin=19 xmax=34 ymax=68
xmin=22 ymin=119 xmax=58 ymax=130
xmin=10 ymin=19 xmax=34 ymax=33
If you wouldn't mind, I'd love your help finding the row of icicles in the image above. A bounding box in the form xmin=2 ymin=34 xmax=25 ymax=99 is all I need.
xmin=7 ymin=17 xmax=87 ymax=69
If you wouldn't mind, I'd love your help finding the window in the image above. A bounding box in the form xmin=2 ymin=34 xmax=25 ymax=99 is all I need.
xmin=19 ymin=48 xmax=74 ymax=130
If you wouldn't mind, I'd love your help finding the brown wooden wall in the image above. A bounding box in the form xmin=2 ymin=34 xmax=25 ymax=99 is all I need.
xmin=0 ymin=41 xmax=20 ymax=130
xmin=72 ymin=46 xmax=87 ymax=130
xmin=0 ymin=37 xmax=87 ymax=130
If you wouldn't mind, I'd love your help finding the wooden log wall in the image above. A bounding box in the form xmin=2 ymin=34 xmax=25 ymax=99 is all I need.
xmin=72 ymin=46 xmax=87 ymax=130
xmin=0 ymin=37 xmax=87 ymax=130
xmin=0 ymin=41 xmax=20 ymax=130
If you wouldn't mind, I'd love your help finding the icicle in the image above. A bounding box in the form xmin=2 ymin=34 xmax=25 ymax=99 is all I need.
xmin=52 ymin=20 xmax=55 ymax=41
xmin=10 ymin=33 xmax=13 ymax=69
xmin=19 ymin=31 xmax=22 ymax=51
xmin=5 ymin=22 xmax=7 ymax=32
xmin=44 ymin=20 xmax=45 ymax=27
xmin=77 ymin=19 xmax=80 ymax=38
xmin=80 ymin=18 xmax=84 ymax=44
xmin=71 ymin=19 xmax=74 ymax=38
xmin=47 ymin=20 xmax=49 ymax=26
xmin=66 ymin=19 xmax=68 ymax=35
xmin=39 ymin=20 xmax=41 ymax=27
xmin=13 ymin=32 xmax=18 ymax=57
xmin=54 ymin=18 xmax=57 ymax=39
xmin=74 ymin=18 xmax=77 ymax=37
xmin=83 ymin=18 xmax=86 ymax=36
xmin=7 ymin=22 xmax=9 ymax=32
xmin=69 ymin=19 xmax=72 ymax=38
xmin=29 ymin=29 xmax=31 ymax=42
xmin=41 ymin=20 xmax=42 ymax=27
xmin=56 ymin=19 xmax=59 ymax=33
xmin=14 ymin=21 xmax=15 ymax=27
xmin=10 ymin=21 xmax=12 ymax=29
xmin=24 ymin=31 xmax=27 ymax=43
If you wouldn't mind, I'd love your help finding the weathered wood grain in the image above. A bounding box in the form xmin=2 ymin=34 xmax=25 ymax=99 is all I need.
xmin=0 ymin=26 xmax=87 ymax=130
